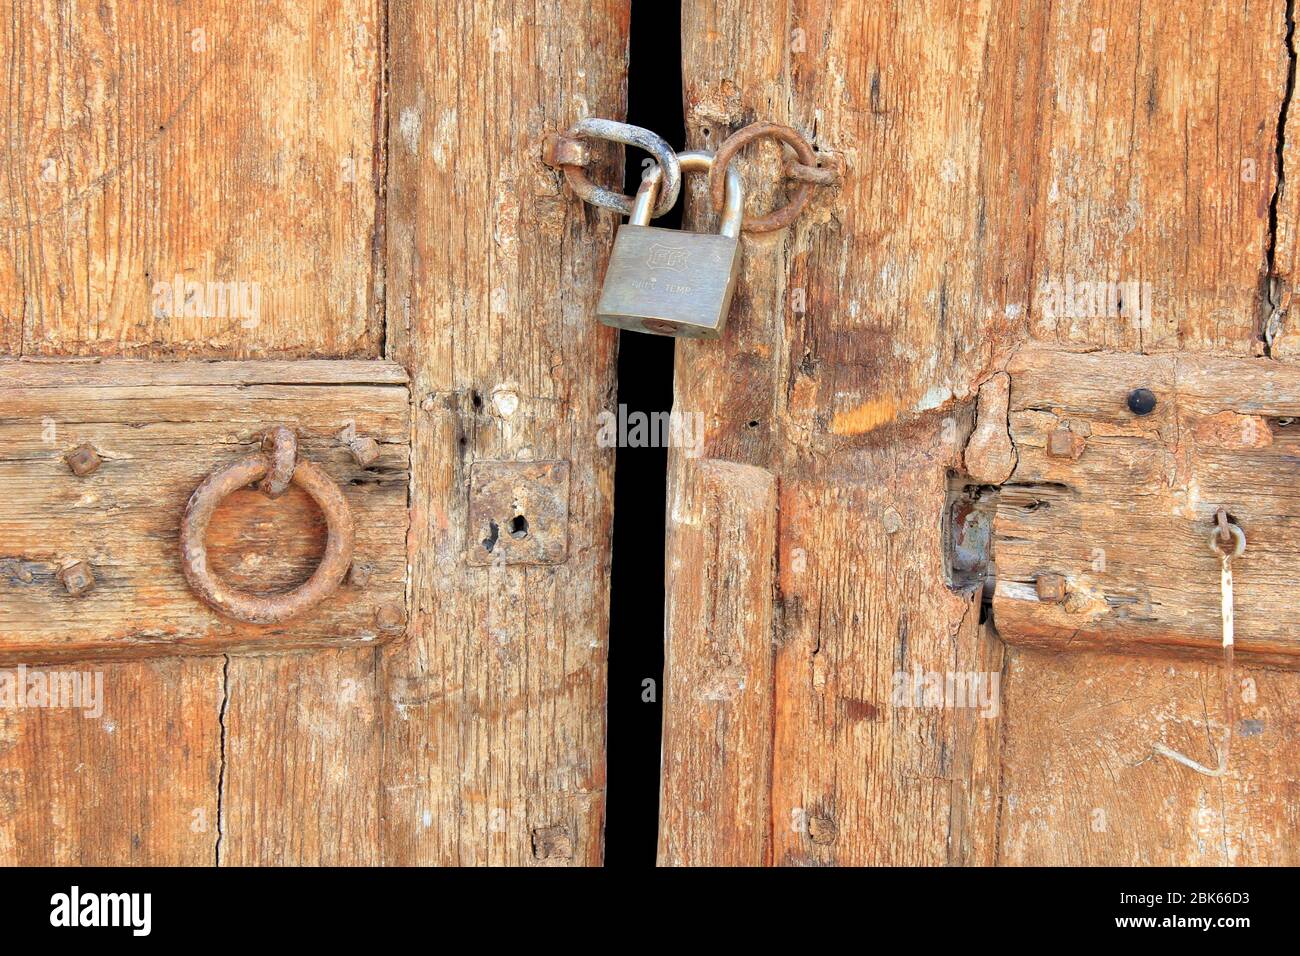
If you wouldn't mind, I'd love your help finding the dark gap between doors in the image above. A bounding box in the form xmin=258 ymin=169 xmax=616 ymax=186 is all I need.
xmin=604 ymin=0 xmax=684 ymax=867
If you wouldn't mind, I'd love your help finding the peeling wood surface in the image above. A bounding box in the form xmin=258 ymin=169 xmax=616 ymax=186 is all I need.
xmin=0 ymin=0 xmax=384 ymax=358
xmin=0 ymin=361 xmax=411 ymax=662
xmin=379 ymin=0 xmax=628 ymax=865
xmin=999 ymin=647 xmax=1300 ymax=865
xmin=994 ymin=348 xmax=1300 ymax=666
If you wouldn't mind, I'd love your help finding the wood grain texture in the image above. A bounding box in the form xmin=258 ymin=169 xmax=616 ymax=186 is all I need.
xmin=0 ymin=658 xmax=222 ymax=864
xmin=994 ymin=348 xmax=1300 ymax=666
xmin=0 ymin=361 xmax=411 ymax=661
xmin=220 ymin=649 xmax=382 ymax=864
xmin=381 ymin=0 xmax=628 ymax=865
xmin=999 ymin=647 xmax=1300 ymax=865
xmin=768 ymin=441 xmax=1006 ymax=866
xmin=669 ymin=0 xmax=1024 ymax=867
xmin=0 ymin=0 xmax=384 ymax=358
xmin=671 ymin=0 xmax=1297 ymax=866
xmin=658 ymin=459 xmax=776 ymax=867
xmin=1030 ymin=0 xmax=1287 ymax=354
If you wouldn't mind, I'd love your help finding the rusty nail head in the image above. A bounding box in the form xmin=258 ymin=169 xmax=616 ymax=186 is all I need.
xmin=374 ymin=603 xmax=404 ymax=632
xmin=349 ymin=436 xmax=381 ymax=467
xmin=1046 ymin=428 xmax=1075 ymax=458
xmin=58 ymin=560 xmax=96 ymax=597
xmin=65 ymin=443 xmax=102 ymax=477
xmin=349 ymin=560 xmax=374 ymax=588
xmin=1036 ymin=573 xmax=1066 ymax=603
xmin=542 ymin=133 xmax=590 ymax=169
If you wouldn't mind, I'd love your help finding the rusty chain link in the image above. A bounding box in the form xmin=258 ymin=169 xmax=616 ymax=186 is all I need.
xmin=708 ymin=122 xmax=834 ymax=233
xmin=547 ymin=118 xmax=682 ymax=219
xmin=545 ymin=119 xmax=837 ymax=233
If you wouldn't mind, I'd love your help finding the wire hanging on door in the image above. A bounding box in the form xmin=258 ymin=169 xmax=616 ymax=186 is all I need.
xmin=1151 ymin=508 xmax=1244 ymax=778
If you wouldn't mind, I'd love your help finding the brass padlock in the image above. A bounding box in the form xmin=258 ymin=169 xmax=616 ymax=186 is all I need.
xmin=596 ymin=150 xmax=744 ymax=339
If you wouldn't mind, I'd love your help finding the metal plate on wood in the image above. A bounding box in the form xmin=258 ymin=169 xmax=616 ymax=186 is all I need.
xmin=466 ymin=461 xmax=570 ymax=566
xmin=0 ymin=360 xmax=411 ymax=663
xmin=992 ymin=348 xmax=1300 ymax=667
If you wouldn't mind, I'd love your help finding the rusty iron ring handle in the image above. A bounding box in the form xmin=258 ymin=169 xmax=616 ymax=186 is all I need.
xmin=179 ymin=436 xmax=355 ymax=625
xmin=709 ymin=123 xmax=820 ymax=233
xmin=560 ymin=118 xmax=682 ymax=218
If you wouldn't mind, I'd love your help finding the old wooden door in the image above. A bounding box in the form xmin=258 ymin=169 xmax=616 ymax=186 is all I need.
xmin=1 ymin=1 xmax=621 ymax=865
xmin=4 ymin=0 xmax=1298 ymax=870
xmin=658 ymin=0 xmax=1300 ymax=866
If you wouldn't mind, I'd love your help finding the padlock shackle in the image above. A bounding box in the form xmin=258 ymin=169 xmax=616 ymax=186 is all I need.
xmin=633 ymin=151 xmax=744 ymax=238
xmin=677 ymin=151 xmax=744 ymax=239
xmin=629 ymin=168 xmax=661 ymax=225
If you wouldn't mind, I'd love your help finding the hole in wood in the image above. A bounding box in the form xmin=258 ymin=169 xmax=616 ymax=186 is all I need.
xmin=482 ymin=519 xmax=499 ymax=553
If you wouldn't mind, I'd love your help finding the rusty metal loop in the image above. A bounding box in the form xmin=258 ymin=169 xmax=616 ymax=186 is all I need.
xmin=256 ymin=425 xmax=297 ymax=499
xmin=179 ymin=435 xmax=355 ymax=625
xmin=560 ymin=118 xmax=682 ymax=218
xmin=1209 ymin=521 xmax=1246 ymax=558
xmin=709 ymin=122 xmax=820 ymax=233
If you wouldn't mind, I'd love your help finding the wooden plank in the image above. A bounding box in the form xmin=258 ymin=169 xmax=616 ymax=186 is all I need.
xmin=219 ymin=649 xmax=382 ymax=864
xmin=380 ymin=0 xmax=628 ymax=865
xmin=999 ymin=647 xmax=1300 ymax=865
xmin=1030 ymin=0 xmax=1286 ymax=353
xmin=0 ymin=658 xmax=222 ymax=864
xmin=0 ymin=1 xmax=391 ymax=868
xmin=993 ymin=348 xmax=1300 ymax=666
xmin=767 ymin=450 xmax=1005 ymax=866
xmin=0 ymin=0 xmax=383 ymax=358
xmin=669 ymin=0 xmax=1029 ymax=866
xmin=0 ymin=358 xmax=408 ymax=389
xmin=0 ymin=363 xmax=410 ymax=661
xmin=658 ymin=459 xmax=777 ymax=867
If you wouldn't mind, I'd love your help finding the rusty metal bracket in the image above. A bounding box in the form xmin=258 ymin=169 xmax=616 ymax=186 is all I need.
xmin=466 ymin=461 xmax=570 ymax=566
xmin=709 ymin=122 xmax=835 ymax=233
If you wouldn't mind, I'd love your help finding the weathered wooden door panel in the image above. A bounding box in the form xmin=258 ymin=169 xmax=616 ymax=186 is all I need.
xmin=998 ymin=650 xmax=1300 ymax=866
xmin=8 ymin=0 xmax=1292 ymax=870
xmin=0 ymin=360 xmax=410 ymax=662
xmin=1 ymin=0 xmax=384 ymax=357
xmin=660 ymin=0 xmax=1300 ymax=866
xmin=0 ymin=658 xmax=222 ymax=865
xmin=1 ymin=0 xmax=391 ymax=867
xmin=379 ymin=0 xmax=627 ymax=867
xmin=1 ymin=0 xmax=629 ymax=868
xmin=1 ymin=0 xmax=624 ymax=866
